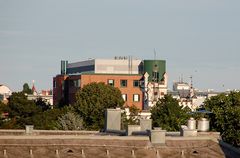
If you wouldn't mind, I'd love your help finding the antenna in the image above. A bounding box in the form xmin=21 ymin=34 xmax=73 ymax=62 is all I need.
xmin=154 ymin=48 xmax=156 ymax=61
xmin=152 ymin=48 xmax=159 ymax=82
xmin=190 ymin=75 xmax=193 ymax=89
xmin=130 ymin=55 xmax=132 ymax=74
xmin=189 ymin=75 xmax=194 ymax=99
xmin=181 ymin=74 xmax=183 ymax=83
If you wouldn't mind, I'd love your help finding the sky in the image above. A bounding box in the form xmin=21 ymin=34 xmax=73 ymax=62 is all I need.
xmin=0 ymin=0 xmax=240 ymax=92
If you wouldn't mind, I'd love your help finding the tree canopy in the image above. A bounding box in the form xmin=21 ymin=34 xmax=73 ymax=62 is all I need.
xmin=0 ymin=92 xmax=67 ymax=130
xmin=22 ymin=83 xmax=33 ymax=94
xmin=204 ymin=91 xmax=240 ymax=147
xmin=151 ymin=95 xmax=190 ymax=131
xmin=73 ymin=82 xmax=124 ymax=130
xmin=6 ymin=92 xmax=40 ymax=128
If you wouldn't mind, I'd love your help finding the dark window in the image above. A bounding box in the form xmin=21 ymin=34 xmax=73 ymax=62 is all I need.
xmin=120 ymin=80 xmax=127 ymax=87
xmin=0 ymin=95 xmax=3 ymax=101
xmin=67 ymin=65 xmax=94 ymax=74
xmin=108 ymin=79 xmax=114 ymax=86
xmin=133 ymin=80 xmax=139 ymax=87
xmin=53 ymin=80 xmax=56 ymax=88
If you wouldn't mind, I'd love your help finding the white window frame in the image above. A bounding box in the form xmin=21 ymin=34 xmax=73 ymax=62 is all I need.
xmin=108 ymin=79 xmax=114 ymax=86
xmin=133 ymin=94 xmax=140 ymax=102
xmin=122 ymin=94 xmax=127 ymax=101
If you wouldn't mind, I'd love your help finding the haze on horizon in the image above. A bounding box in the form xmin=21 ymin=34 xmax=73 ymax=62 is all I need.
xmin=0 ymin=0 xmax=240 ymax=92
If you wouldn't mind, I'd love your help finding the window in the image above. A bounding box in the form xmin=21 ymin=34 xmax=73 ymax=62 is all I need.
xmin=74 ymin=79 xmax=80 ymax=87
xmin=133 ymin=80 xmax=139 ymax=87
xmin=152 ymin=72 xmax=159 ymax=82
xmin=122 ymin=94 xmax=127 ymax=101
xmin=53 ymin=80 xmax=56 ymax=88
xmin=0 ymin=95 xmax=3 ymax=101
xmin=108 ymin=79 xmax=114 ymax=86
xmin=120 ymin=80 xmax=127 ymax=87
xmin=133 ymin=94 xmax=140 ymax=102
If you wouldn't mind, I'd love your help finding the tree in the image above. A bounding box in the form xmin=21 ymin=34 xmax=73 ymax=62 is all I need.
xmin=204 ymin=92 xmax=240 ymax=147
xmin=151 ymin=95 xmax=190 ymax=131
xmin=22 ymin=83 xmax=33 ymax=94
xmin=0 ymin=101 xmax=9 ymax=113
xmin=0 ymin=92 xmax=68 ymax=130
xmin=4 ymin=92 xmax=41 ymax=128
xmin=121 ymin=105 xmax=140 ymax=130
xmin=56 ymin=111 xmax=83 ymax=130
xmin=35 ymin=97 xmax=52 ymax=111
xmin=0 ymin=101 xmax=10 ymax=127
xmin=32 ymin=108 xmax=67 ymax=130
xmin=73 ymin=82 xmax=124 ymax=130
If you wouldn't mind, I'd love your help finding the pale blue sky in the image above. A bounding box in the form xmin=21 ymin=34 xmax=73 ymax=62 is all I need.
xmin=0 ymin=0 xmax=239 ymax=92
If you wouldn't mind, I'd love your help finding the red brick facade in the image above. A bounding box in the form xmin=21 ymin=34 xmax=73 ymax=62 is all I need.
xmin=53 ymin=74 xmax=144 ymax=110
xmin=53 ymin=75 xmax=68 ymax=105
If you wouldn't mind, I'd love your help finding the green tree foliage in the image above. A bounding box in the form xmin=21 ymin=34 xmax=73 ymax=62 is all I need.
xmin=0 ymin=101 xmax=9 ymax=113
xmin=151 ymin=95 xmax=190 ymax=131
xmin=0 ymin=101 xmax=9 ymax=126
xmin=32 ymin=108 xmax=67 ymax=130
xmin=121 ymin=105 xmax=140 ymax=130
xmin=6 ymin=92 xmax=41 ymax=128
xmin=22 ymin=83 xmax=33 ymax=94
xmin=73 ymin=82 xmax=124 ymax=130
xmin=0 ymin=92 xmax=66 ymax=130
xmin=35 ymin=97 xmax=52 ymax=111
xmin=204 ymin=92 xmax=240 ymax=147
xmin=56 ymin=111 xmax=83 ymax=130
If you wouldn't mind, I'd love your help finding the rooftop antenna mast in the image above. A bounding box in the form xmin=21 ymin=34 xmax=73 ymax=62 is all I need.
xmin=152 ymin=48 xmax=158 ymax=101
xmin=154 ymin=48 xmax=156 ymax=61
xmin=189 ymin=75 xmax=194 ymax=99
xmin=190 ymin=75 xmax=193 ymax=89
xmin=181 ymin=74 xmax=183 ymax=83
xmin=152 ymin=49 xmax=158 ymax=82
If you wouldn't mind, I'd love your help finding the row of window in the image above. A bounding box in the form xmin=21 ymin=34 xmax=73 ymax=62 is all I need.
xmin=108 ymin=79 xmax=139 ymax=87
xmin=54 ymin=79 xmax=139 ymax=89
xmin=122 ymin=94 xmax=140 ymax=102
xmin=53 ymin=79 xmax=81 ymax=89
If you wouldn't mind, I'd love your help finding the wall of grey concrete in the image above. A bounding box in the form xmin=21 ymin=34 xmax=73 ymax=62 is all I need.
xmin=105 ymin=109 xmax=121 ymax=131
xmin=140 ymin=119 xmax=152 ymax=131
xmin=127 ymin=125 xmax=141 ymax=136
xmin=150 ymin=129 xmax=166 ymax=144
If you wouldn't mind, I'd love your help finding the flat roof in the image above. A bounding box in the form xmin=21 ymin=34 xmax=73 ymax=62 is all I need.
xmin=0 ymin=130 xmax=238 ymax=158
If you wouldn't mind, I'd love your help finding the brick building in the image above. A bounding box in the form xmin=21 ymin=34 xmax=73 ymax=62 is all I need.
xmin=53 ymin=57 xmax=167 ymax=110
